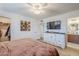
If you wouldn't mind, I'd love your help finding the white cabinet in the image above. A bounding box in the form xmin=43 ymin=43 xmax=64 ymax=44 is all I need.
xmin=43 ymin=33 xmax=55 ymax=45
xmin=43 ymin=33 xmax=50 ymax=42
xmin=49 ymin=34 xmax=56 ymax=45
xmin=43 ymin=33 xmax=66 ymax=48
xmin=55 ymin=34 xmax=65 ymax=48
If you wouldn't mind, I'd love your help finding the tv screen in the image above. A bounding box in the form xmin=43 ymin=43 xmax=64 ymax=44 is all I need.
xmin=47 ymin=21 xmax=61 ymax=29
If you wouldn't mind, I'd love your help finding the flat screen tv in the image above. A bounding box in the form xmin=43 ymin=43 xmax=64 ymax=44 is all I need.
xmin=47 ymin=21 xmax=61 ymax=29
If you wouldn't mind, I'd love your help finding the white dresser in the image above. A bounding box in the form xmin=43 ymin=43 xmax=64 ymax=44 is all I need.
xmin=43 ymin=32 xmax=66 ymax=48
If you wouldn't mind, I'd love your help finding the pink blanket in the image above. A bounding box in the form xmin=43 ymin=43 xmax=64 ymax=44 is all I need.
xmin=0 ymin=38 xmax=59 ymax=56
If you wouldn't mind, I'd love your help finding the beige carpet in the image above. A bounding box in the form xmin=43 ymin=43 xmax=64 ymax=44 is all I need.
xmin=55 ymin=46 xmax=79 ymax=56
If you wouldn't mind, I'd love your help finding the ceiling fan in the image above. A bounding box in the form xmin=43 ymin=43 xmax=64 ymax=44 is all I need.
xmin=26 ymin=3 xmax=48 ymax=14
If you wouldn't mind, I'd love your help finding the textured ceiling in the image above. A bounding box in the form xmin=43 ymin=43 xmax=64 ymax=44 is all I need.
xmin=0 ymin=3 xmax=79 ymax=19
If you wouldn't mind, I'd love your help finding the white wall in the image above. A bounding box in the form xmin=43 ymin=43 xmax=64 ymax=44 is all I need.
xmin=42 ymin=10 xmax=79 ymax=33
xmin=0 ymin=10 xmax=40 ymax=40
xmin=1 ymin=9 xmax=79 ymax=41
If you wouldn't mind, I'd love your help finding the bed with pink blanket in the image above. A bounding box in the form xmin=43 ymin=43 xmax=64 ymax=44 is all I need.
xmin=0 ymin=38 xmax=59 ymax=56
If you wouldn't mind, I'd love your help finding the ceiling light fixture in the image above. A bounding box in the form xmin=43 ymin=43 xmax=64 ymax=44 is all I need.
xmin=27 ymin=3 xmax=48 ymax=14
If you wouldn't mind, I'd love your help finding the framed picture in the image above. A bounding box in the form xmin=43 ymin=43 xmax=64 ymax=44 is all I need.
xmin=20 ymin=20 xmax=31 ymax=31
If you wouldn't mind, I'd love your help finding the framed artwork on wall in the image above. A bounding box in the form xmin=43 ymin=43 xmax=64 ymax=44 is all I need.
xmin=20 ymin=20 xmax=31 ymax=31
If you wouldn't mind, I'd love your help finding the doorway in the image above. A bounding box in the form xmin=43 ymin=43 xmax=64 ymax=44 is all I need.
xmin=67 ymin=17 xmax=79 ymax=49
xmin=0 ymin=16 xmax=11 ymax=42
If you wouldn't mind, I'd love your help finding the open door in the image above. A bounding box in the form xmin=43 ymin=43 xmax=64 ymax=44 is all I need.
xmin=67 ymin=17 xmax=79 ymax=50
xmin=0 ymin=16 xmax=11 ymax=42
xmin=67 ymin=18 xmax=79 ymax=44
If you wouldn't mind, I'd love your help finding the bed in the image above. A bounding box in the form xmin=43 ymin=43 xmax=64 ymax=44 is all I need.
xmin=0 ymin=38 xmax=59 ymax=56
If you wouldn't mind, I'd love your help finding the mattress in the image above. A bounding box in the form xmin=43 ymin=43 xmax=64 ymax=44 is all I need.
xmin=0 ymin=38 xmax=59 ymax=56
